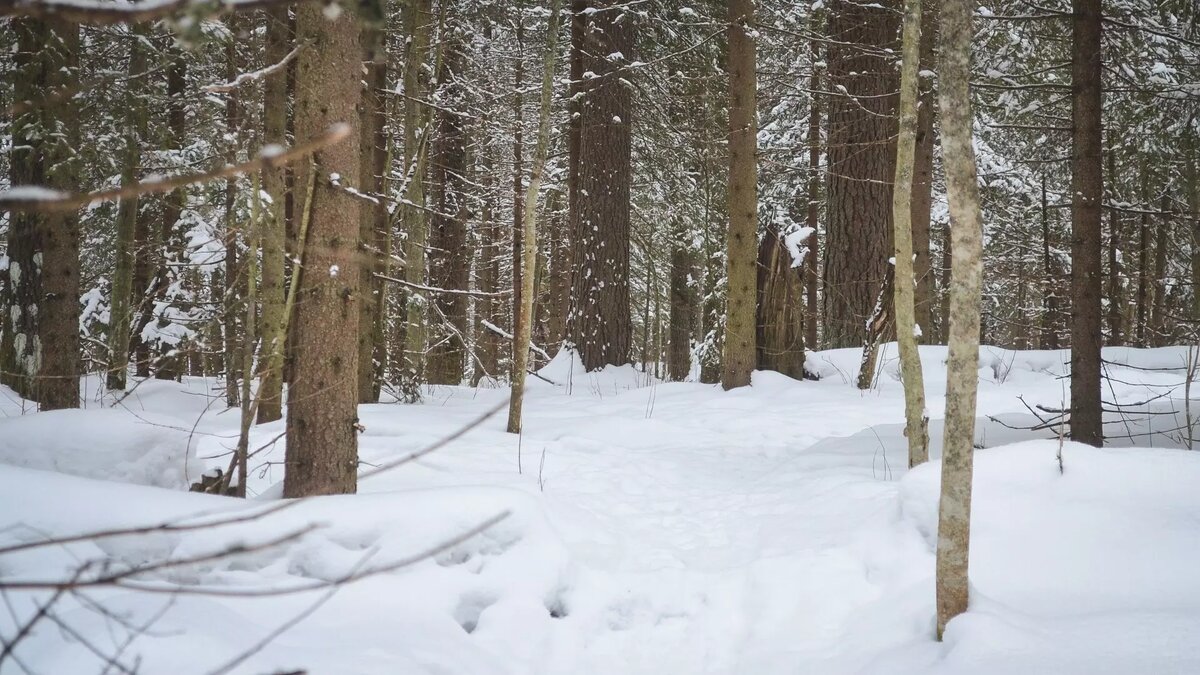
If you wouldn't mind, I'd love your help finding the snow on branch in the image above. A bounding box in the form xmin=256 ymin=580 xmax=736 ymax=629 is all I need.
xmin=0 ymin=124 xmax=351 ymax=213
xmin=0 ymin=0 xmax=294 ymax=24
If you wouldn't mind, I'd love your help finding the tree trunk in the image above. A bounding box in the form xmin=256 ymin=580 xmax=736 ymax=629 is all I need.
xmin=257 ymin=4 xmax=290 ymax=423
xmin=4 ymin=19 xmax=80 ymax=409
xmin=428 ymin=28 xmax=469 ymax=385
xmin=152 ymin=46 xmax=188 ymax=382
xmin=357 ymin=25 xmax=388 ymax=401
xmin=912 ymin=0 xmax=938 ymax=343
xmin=105 ymin=25 xmax=151 ymax=392
xmin=756 ymin=225 xmax=805 ymax=380
xmin=1040 ymin=174 xmax=1060 ymax=349
xmin=822 ymin=0 xmax=900 ymax=348
xmin=569 ymin=0 xmax=634 ymax=371
xmin=804 ymin=36 xmax=821 ymax=352
xmin=400 ymin=0 xmax=433 ymax=401
xmin=508 ymin=0 xmax=560 ymax=434
xmin=1105 ymin=147 xmax=1123 ymax=346
xmin=893 ymin=0 xmax=929 ymax=467
xmin=667 ymin=231 xmax=695 ymax=382
xmin=283 ymin=3 xmax=362 ymax=498
xmin=935 ymin=0 xmax=984 ymax=639
xmin=1150 ymin=192 xmax=1169 ymax=346
xmin=722 ymin=0 xmax=758 ymax=390
xmin=1068 ymin=0 xmax=1103 ymax=447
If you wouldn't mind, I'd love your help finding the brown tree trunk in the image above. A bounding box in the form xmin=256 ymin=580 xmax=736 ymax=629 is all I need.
xmin=153 ymin=46 xmax=188 ymax=382
xmin=284 ymin=3 xmax=362 ymax=497
xmin=1105 ymin=147 xmax=1123 ymax=346
xmin=1150 ymin=192 xmax=1170 ymax=346
xmin=756 ymin=225 xmax=805 ymax=380
xmin=428 ymin=30 xmax=469 ymax=385
xmin=1069 ymin=0 xmax=1103 ymax=447
xmin=544 ymin=191 xmax=571 ymax=354
xmin=804 ymin=36 xmax=821 ymax=352
xmin=4 ymin=19 xmax=80 ymax=409
xmin=1040 ymin=175 xmax=1060 ymax=349
xmin=912 ymin=0 xmax=938 ymax=344
xmin=822 ymin=0 xmax=900 ymax=348
xmin=569 ymin=0 xmax=634 ymax=371
xmin=257 ymin=4 xmax=290 ymax=423
xmin=357 ymin=25 xmax=388 ymax=401
xmin=723 ymin=0 xmax=758 ymax=390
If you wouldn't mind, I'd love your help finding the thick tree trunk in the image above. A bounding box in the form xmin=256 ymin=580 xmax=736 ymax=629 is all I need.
xmin=822 ymin=0 xmax=900 ymax=348
xmin=756 ymin=225 xmax=806 ymax=380
xmin=1069 ymin=0 xmax=1103 ymax=447
xmin=152 ymin=46 xmax=188 ymax=382
xmin=4 ymin=19 xmax=80 ymax=409
xmin=569 ymin=0 xmax=634 ymax=371
xmin=935 ymin=0 xmax=984 ymax=639
xmin=283 ymin=3 xmax=362 ymax=497
xmin=893 ymin=0 xmax=929 ymax=467
xmin=428 ymin=31 xmax=469 ymax=385
xmin=257 ymin=4 xmax=290 ymax=423
xmin=667 ymin=231 xmax=696 ymax=382
xmin=723 ymin=0 xmax=758 ymax=390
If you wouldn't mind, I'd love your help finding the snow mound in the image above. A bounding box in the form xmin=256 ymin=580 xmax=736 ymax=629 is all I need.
xmin=887 ymin=441 xmax=1200 ymax=674
xmin=0 ymin=408 xmax=204 ymax=489
xmin=536 ymin=347 xmax=661 ymax=394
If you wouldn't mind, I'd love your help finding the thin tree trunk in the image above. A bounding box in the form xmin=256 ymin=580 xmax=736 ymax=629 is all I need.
xmin=1040 ymin=174 xmax=1060 ymax=349
xmin=804 ymin=36 xmax=821 ymax=351
xmin=400 ymin=0 xmax=433 ymax=401
xmin=1150 ymin=192 xmax=1170 ymax=346
xmin=283 ymin=2 xmax=362 ymax=497
xmin=1068 ymin=0 xmax=1103 ymax=446
xmin=935 ymin=0 xmax=984 ymax=639
xmin=106 ymin=26 xmax=150 ymax=392
xmin=357 ymin=24 xmax=387 ymax=401
xmin=893 ymin=0 xmax=929 ymax=467
xmin=508 ymin=0 xmax=561 ymax=434
xmin=1106 ymin=147 xmax=1124 ymax=346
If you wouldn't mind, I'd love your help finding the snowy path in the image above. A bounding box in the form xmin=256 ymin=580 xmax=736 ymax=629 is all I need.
xmin=4 ymin=346 xmax=1200 ymax=673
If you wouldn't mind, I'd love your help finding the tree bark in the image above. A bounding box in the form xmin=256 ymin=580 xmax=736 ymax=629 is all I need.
xmin=569 ymin=0 xmax=634 ymax=371
xmin=935 ymin=0 xmax=984 ymax=639
xmin=1069 ymin=0 xmax=1103 ymax=447
xmin=893 ymin=0 xmax=929 ymax=467
xmin=508 ymin=0 xmax=561 ymax=434
xmin=257 ymin=4 xmax=290 ymax=423
xmin=722 ymin=0 xmax=758 ymax=390
xmin=357 ymin=24 xmax=388 ymax=401
xmin=756 ymin=225 xmax=805 ymax=380
xmin=822 ymin=0 xmax=900 ymax=348
xmin=1105 ymin=147 xmax=1123 ymax=346
xmin=912 ymin=0 xmax=939 ymax=343
xmin=400 ymin=0 xmax=433 ymax=401
xmin=283 ymin=3 xmax=362 ymax=497
xmin=804 ymin=36 xmax=821 ymax=351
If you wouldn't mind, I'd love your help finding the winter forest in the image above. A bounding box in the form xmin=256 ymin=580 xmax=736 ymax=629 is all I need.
xmin=1 ymin=0 xmax=1199 ymax=672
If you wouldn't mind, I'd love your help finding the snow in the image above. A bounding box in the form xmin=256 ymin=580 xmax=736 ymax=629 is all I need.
xmin=2 ymin=346 xmax=1200 ymax=673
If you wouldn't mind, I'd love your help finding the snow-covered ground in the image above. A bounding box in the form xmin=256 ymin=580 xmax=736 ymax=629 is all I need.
xmin=3 ymin=345 xmax=1200 ymax=674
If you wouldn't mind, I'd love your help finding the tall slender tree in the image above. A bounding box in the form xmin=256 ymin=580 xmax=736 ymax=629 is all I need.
xmin=935 ymin=0 xmax=985 ymax=639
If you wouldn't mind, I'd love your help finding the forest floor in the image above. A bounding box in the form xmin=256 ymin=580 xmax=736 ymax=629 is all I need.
xmin=3 ymin=345 xmax=1200 ymax=674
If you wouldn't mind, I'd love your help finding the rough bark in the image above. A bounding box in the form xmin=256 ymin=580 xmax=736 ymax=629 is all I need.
xmin=667 ymin=232 xmax=696 ymax=382
xmin=400 ymin=0 xmax=433 ymax=400
xmin=4 ymin=19 xmax=80 ymax=409
xmin=257 ymin=4 xmax=289 ymax=423
xmin=151 ymin=45 xmax=188 ymax=382
xmin=1069 ymin=0 xmax=1103 ymax=447
xmin=723 ymin=0 xmax=758 ymax=390
xmin=428 ymin=28 xmax=469 ymax=385
xmin=822 ymin=0 xmax=900 ymax=348
xmin=935 ymin=0 xmax=983 ymax=639
xmin=893 ymin=0 xmax=929 ymax=467
xmin=569 ymin=0 xmax=634 ymax=371
xmin=804 ymin=36 xmax=821 ymax=352
xmin=283 ymin=3 xmax=362 ymax=498
xmin=912 ymin=0 xmax=938 ymax=343
xmin=756 ymin=225 xmax=805 ymax=380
